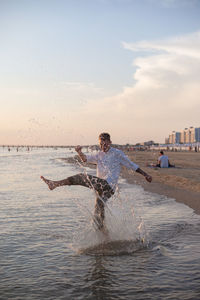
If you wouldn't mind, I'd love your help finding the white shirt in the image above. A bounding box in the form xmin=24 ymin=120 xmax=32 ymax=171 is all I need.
xmin=158 ymin=155 xmax=169 ymax=168
xmin=86 ymin=147 xmax=139 ymax=189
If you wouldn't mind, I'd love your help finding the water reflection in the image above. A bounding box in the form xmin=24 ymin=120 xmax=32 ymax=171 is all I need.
xmin=85 ymin=256 xmax=115 ymax=300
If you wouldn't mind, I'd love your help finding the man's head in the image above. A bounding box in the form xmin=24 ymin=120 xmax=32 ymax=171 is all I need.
xmin=99 ymin=132 xmax=112 ymax=152
xmin=160 ymin=151 xmax=164 ymax=155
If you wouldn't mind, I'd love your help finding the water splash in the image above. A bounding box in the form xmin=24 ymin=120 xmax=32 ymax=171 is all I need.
xmin=67 ymin=152 xmax=150 ymax=255
xmin=71 ymin=190 xmax=149 ymax=255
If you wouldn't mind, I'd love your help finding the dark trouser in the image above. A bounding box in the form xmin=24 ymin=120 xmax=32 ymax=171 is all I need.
xmin=67 ymin=173 xmax=114 ymax=229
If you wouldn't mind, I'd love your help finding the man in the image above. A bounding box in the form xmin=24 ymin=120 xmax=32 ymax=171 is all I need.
xmin=41 ymin=133 xmax=152 ymax=232
xmin=157 ymin=151 xmax=174 ymax=168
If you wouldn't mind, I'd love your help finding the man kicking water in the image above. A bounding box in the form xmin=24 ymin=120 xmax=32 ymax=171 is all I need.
xmin=41 ymin=133 xmax=152 ymax=233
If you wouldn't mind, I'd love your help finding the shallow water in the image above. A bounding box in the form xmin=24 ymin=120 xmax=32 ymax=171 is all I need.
xmin=1 ymin=146 xmax=200 ymax=299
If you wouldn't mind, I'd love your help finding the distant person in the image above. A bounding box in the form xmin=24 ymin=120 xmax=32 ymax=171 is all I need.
xmin=157 ymin=151 xmax=174 ymax=168
xmin=41 ymin=132 xmax=152 ymax=234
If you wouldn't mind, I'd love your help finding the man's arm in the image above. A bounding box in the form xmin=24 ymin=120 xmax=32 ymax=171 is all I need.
xmin=136 ymin=168 xmax=152 ymax=183
xmin=75 ymin=146 xmax=87 ymax=163
xmin=119 ymin=151 xmax=152 ymax=183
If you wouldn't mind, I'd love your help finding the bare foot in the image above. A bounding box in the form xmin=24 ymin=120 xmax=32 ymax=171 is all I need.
xmin=40 ymin=176 xmax=57 ymax=190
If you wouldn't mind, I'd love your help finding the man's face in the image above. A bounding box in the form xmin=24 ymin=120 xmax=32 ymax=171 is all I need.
xmin=99 ymin=138 xmax=111 ymax=152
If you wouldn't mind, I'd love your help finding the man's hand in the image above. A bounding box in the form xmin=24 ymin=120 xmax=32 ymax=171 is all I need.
xmin=145 ymin=174 xmax=152 ymax=183
xmin=75 ymin=145 xmax=82 ymax=153
xmin=75 ymin=145 xmax=87 ymax=162
xmin=136 ymin=168 xmax=152 ymax=183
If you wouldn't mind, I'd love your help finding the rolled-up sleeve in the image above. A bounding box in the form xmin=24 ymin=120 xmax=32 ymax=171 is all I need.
xmin=86 ymin=153 xmax=98 ymax=164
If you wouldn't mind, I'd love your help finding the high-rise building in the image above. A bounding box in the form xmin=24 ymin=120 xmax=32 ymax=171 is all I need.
xmin=169 ymin=134 xmax=173 ymax=144
xmin=184 ymin=128 xmax=189 ymax=143
xmin=180 ymin=130 xmax=185 ymax=143
xmin=167 ymin=127 xmax=200 ymax=144
xmin=168 ymin=131 xmax=181 ymax=144
xmin=165 ymin=137 xmax=169 ymax=144
xmin=189 ymin=127 xmax=195 ymax=143
xmin=195 ymin=128 xmax=200 ymax=142
xmin=175 ymin=132 xmax=181 ymax=143
xmin=185 ymin=127 xmax=196 ymax=143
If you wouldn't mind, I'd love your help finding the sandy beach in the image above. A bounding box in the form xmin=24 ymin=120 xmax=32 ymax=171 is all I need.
xmin=122 ymin=150 xmax=200 ymax=215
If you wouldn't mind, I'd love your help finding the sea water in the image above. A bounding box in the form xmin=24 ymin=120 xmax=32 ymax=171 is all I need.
xmin=0 ymin=146 xmax=200 ymax=300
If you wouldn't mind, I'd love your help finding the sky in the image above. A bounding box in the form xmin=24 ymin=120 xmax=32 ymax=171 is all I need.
xmin=1 ymin=0 xmax=200 ymax=145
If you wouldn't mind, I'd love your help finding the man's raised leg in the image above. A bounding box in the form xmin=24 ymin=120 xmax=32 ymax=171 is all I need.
xmin=40 ymin=176 xmax=70 ymax=190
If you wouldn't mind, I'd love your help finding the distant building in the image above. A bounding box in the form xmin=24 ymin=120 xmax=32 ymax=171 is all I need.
xmin=143 ymin=140 xmax=155 ymax=146
xmin=168 ymin=131 xmax=181 ymax=144
xmin=184 ymin=128 xmax=189 ymax=143
xmin=169 ymin=133 xmax=173 ymax=144
xmin=189 ymin=127 xmax=195 ymax=143
xmin=176 ymin=132 xmax=181 ymax=143
xmin=167 ymin=126 xmax=200 ymax=144
xmin=180 ymin=129 xmax=186 ymax=144
xmin=184 ymin=127 xmax=196 ymax=143
xmin=195 ymin=128 xmax=200 ymax=142
xmin=165 ymin=137 xmax=169 ymax=144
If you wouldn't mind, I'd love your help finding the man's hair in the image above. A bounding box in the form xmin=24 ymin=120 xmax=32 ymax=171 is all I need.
xmin=99 ymin=132 xmax=111 ymax=141
xmin=160 ymin=151 xmax=164 ymax=155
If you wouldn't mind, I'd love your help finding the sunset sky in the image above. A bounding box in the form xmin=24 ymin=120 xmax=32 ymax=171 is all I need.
xmin=1 ymin=0 xmax=200 ymax=145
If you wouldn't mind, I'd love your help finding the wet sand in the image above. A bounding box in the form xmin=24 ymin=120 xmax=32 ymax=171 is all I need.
xmin=122 ymin=151 xmax=200 ymax=215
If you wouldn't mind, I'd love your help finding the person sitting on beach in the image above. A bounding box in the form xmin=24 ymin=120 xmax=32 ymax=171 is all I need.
xmin=156 ymin=151 xmax=174 ymax=168
xmin=41 ymin=132 xmax=152 ymax=233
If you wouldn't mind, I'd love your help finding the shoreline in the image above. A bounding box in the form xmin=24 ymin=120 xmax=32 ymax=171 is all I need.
xmin=122 ymin=151 xmax=200 ymax=215
xmin=121 ymin=167 xmax=200 ymax=215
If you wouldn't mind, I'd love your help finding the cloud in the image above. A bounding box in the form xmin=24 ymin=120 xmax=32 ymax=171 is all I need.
xmin=2 ymin=31 xmax=200 ymax=145
xmin=74 ymin=31 xmax=200 ymax=144
xmin=122 ymin=31 xmax=200 ymax=58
